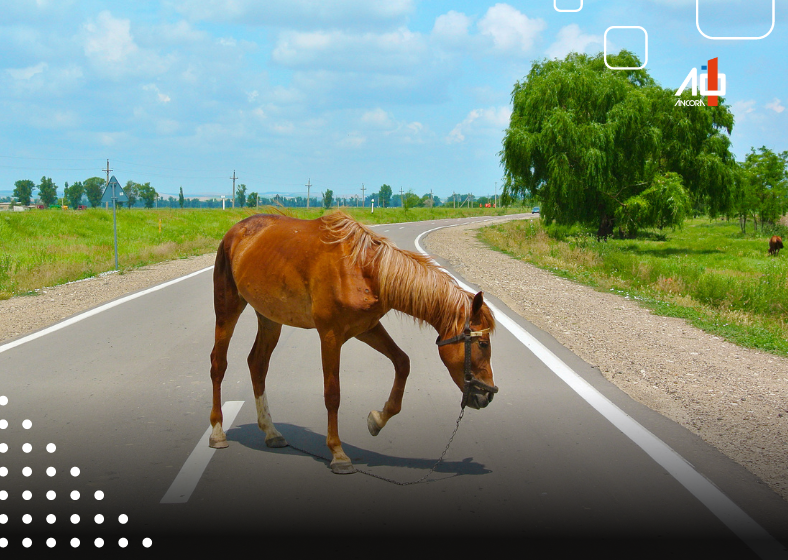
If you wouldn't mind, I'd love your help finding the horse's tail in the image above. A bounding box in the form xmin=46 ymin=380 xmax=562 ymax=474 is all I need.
xmin=213 ymin=236 xmax=237 ymax=303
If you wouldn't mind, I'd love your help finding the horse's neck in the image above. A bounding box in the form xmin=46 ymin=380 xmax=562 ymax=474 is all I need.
xmin=386 ymin=287 xmax=467 ymax=339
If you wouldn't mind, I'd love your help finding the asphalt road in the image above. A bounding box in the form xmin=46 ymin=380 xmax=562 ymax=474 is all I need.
xmin=2 ymin=214 xmax=788 ymax=556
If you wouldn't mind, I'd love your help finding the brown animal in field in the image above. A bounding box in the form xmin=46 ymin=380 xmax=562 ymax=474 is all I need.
xmin=768 ymin=235 xmax=783 ymax=256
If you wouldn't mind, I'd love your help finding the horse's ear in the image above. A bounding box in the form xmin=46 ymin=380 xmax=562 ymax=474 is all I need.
xmin=471 ymin=291 xmax=484 ymax=319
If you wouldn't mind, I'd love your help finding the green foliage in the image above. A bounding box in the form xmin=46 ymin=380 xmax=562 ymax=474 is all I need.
xmin=401 ymin=190 xmax=421 ymax=210
xmin=83 ymin=177 xmax=105 ymax=208
xmin=124 ymin=181 xmax=139 ymax=208
xmin=137 ymin=182 xmax=158 ymax=208
xmin=500 ymin=51 xmax=736 ymax=239
xmin=378 ymin=184 xmax=392 ymax=208
xmin=13 ymin=179 xmax=35 ymax=206
xmin=235 ymin=183 xmax=247 ymax=208
xmin=246 ymin=192 xmax=259 ymax=208
xmin=732 ymin=146 xmax=788 ymax=233
xmin=179 ymin=187 xmax=185 ymax=208
xmin=322 ymin=189 xmax=333 ymax=209
xmin=614 ymin=172 xmax=692 ymax=236
xmin=64 ymin=181 xmax=85 ymax=209
xmin=38 ymin=176 xmax=58 ymax=206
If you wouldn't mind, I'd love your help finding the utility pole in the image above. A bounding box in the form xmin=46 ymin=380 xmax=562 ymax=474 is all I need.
xmin=361 ymin=183 xmax=366 ymax=207
xmin=495 ymin=181 xmax=498 ymax=208
xmin=103 ymin=159 xmax=112 ymax=210
xmin=430 ymin=188 xmax=433 ymax=208
xmin=104 ymin=159 xmax=112 ymax=188
xmin=306 ymin=178 xmax=312 ymax=208
xmin=231 ymin=170 xmax=238 ymax=209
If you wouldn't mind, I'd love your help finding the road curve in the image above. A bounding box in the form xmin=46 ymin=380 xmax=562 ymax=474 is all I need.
xmin=1 ymin=214 xmax=787 ymax=556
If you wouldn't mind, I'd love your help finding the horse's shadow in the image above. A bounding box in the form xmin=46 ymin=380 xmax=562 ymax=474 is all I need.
xmin=226 ymin=423 xmax=490 ymax=479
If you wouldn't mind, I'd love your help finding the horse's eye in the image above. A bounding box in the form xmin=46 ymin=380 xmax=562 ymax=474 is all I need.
xmin=478 ymin=341 xmax=489 ymax=349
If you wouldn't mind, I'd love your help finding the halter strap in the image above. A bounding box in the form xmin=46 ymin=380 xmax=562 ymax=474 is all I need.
xmin=435 ymin=319 xmax=496 ymax=409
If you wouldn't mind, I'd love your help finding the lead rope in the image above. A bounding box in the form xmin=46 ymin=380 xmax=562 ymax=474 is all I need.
xmin=287 ymin=406 xmax=466 ymax=486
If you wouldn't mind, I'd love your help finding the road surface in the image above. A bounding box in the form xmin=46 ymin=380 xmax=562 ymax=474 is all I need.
xmin=1 ymin=214 xmax=787 ymax=556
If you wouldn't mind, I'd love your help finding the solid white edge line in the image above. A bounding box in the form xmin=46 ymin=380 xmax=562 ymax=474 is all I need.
xmin=161 ymin=401 xmax=245 ymax=504
xmin=0 ymin=266 xmax=215 ymax=355
xmin=415 ymin=225 xmax=786 ymax=559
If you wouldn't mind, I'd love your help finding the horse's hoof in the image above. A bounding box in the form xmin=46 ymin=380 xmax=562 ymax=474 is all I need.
xmin=208 ymin=436 xmax=229 ymax=449
xmin=367 ymin=411 xmax=383 ymax=437
xmin=330 ymin=461 xmax=356 ymax=475
xmin=265 ymin=436 xmax=288 ymax=448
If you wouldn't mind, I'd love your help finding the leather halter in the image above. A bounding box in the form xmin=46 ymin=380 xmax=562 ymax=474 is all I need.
xmin=436 ymin=318 xmax=498 ymax=409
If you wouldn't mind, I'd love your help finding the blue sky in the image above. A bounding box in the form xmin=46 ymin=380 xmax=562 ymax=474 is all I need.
xmin=1 ymin=0 xmax=786 ymax=201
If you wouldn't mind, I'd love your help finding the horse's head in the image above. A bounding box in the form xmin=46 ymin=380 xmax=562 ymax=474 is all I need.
xmin=436 ymin=291 xmax=497 ymax=410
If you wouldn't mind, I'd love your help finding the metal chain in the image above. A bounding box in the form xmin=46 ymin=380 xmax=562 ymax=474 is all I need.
xmin=287 ymin=407 xmax=466 ymax=486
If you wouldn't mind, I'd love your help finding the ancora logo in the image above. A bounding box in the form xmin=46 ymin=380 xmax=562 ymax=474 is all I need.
xmin=675 ymin=57 xmax=726 ymax=107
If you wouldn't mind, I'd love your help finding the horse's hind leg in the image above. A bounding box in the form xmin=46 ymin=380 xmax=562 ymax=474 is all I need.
xmin=248 ymin=312 xmax=287 ymax=448
xmin=209 ymin=246 xmax=247 ymax=449
xmin=355 ymin=322 xmax=410 ymax=437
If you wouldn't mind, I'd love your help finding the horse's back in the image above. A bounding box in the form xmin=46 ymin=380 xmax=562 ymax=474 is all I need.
xmin=217 ymin=213 xmax=380 ymax=330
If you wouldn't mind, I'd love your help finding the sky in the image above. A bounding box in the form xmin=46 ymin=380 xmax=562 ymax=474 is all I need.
xmin=0 ymin=0 xmax=786 ymax=201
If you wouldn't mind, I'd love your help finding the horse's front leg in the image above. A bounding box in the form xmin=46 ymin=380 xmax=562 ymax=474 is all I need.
xmin=320 ymin=332 xmax=355 ymax=474
xmin=355 ymin=322 xmax=410 ymax=437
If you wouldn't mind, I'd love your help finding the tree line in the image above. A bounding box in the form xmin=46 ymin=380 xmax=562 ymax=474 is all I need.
xmin=500 ymin=51 xmax=787 ymax=238
xmin=10 ymin=176 xmax=160 ymax=209
xmin=8 ymin=176 xmax=506 ymax=211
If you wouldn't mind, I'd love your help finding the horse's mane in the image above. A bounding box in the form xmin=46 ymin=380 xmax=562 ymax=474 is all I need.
xmin=320 ymin=212 xmax=495 ymax=335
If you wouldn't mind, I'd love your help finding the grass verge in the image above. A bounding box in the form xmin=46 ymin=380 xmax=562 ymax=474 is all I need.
xmin=0 ymin=205 xmax=523 ymax=299
xmin=476 ymin=217 xmax=788 ymax=356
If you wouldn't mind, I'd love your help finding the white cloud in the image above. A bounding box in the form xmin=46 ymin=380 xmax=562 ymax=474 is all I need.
xmin=356 ymin=108 xmax=426 ymax=144
xmin=361 ymin=108 xmax=393 ymax=127
xmin=732 ymin=100 xmax=757 ymax=123
xmin=272 ymin=27 xmax=426 ymax=71
xmin=765 ymin=98 xmax=785 ymax=114
xmin=339 ymin=131 xmax=367 ymax=149
xmin=82 ymin=11 xmax=171 ymax=78
xmin=447 ymin=106 xmax=511 ymax=144
xmin=546 ymin=24 xmax=602 ymax=60
xmin=83 ymin=11 xmax=138 ymax=64
xmin=173 ymin=0 xmax=414 ymax=28
xmin=432 ymin=11 xmax=472 ymax=45
xmin=7 ymin=62 xmax=48 ymax=80
xmin=143 ymin=84 xmax=172 ymax=103
xmin=477 ymin=4 xmax=546 ymax=54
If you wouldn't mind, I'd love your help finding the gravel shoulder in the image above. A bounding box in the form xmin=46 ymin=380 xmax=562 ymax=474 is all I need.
xmin=2 ymin=218 xmax=786 ymax=503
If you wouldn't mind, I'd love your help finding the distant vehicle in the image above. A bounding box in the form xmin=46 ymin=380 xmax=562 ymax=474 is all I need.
xmin=532 ymin=206 xmax=540 ymax=214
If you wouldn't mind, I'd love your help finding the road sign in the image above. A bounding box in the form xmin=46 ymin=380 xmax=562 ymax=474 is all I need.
xmin=100 ymin=176 xmax=128 ymax=204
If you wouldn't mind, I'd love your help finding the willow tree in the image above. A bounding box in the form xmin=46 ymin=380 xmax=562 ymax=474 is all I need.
xmin=500 ymin=51 xmax=736 ymax=238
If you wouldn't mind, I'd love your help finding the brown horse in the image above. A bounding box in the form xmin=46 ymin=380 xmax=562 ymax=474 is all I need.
xmin=209 ymin=211 xmax=497 ymax=474
xmin=769 ymin=235 xmax=783 ymax=256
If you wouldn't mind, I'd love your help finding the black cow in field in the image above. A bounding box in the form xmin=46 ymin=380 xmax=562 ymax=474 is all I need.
xmin=768 ymin=235 xmax=783 ymax=256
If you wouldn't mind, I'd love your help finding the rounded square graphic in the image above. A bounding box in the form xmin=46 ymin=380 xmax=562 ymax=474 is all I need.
xmin=604 ymin=27 xmax=648 ymax=70
xmin=696 ymin=0 xmax=774 ymax=40
xmin=554 ymin=0 xmax=583 ymax=12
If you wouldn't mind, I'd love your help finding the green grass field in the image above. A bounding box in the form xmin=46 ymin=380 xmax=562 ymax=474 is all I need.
xmin=0 ymin=205 xmax=521 ymax=299
xmin=477 ymin=217 xmax=788 ymax=356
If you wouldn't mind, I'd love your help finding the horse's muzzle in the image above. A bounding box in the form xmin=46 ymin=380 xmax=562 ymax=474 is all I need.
xmin=464 ymin=381 xmax=498 ymax=410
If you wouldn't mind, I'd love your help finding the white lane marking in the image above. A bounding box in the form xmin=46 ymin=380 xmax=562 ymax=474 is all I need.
xmin=414 ymin=226 xmax=786 ymax=559
xmin=161 ymin=401 xmax=244 ymax=504
xmin=0 ymin=266 xmax=214 ymax=355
